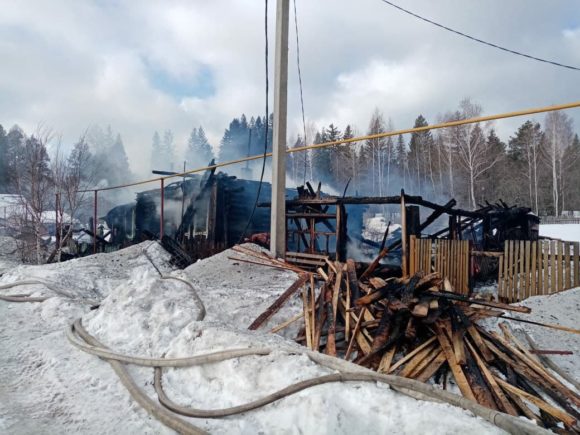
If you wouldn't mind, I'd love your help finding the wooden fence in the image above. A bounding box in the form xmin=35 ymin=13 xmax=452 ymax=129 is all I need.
xmin=498 ymin=240 xmax=580 ymax=302
xmin=409 ymin=236 xmax=470 ymax=295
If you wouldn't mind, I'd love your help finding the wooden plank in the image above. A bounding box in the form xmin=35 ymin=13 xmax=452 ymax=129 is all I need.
xmin=512 ymin=240 xmax=518 ymax=301
xmin=409 ymin=235 xmax=416 ymax=274
xmin=524 ymin=241 xmax=531 ymax=300
xmin=426 ymin=239 xmax=430 ymax=272
xmin=564 ymin=241 xmax=571 ymax=290
xmin=310 ymin=274 xmax=316 ymax=341
xmin=452 ymin=240 xmax=457 ymax=290
xmin=387 ymin=336 xmax=438 ymax=374
xmin=502 ymin=242 xmax=509 ymax=301
xmin=557 ymin=240 xmax=563 ymax=292
xmin=301 ymin=287 xmax=313 ymax=350
xmin=415 ymin=350 xmax=447 ymax=383
xmin=452 ymin=326 xmax=466 ymax=365
xmin=465 ymin=340 xmax=518 ymax=416
xmin=286 ymin=251 xmax=329 ymax=260
xmin=248 ymin=273 xmax=310 ymax=330
xmin=377 ymin=345 xmax=397 ymax=373
xmin=443 ymin=239 xmax=447 ymax=279
xmin=401 ymin=194 xmax=408 ymax=277
xmin=531 ymin=241 xmax=536 ymax=297
xmin=574 ymin=242 xmax=580 ymax=287
xmin=408 ymin=346 xmax=442 ymax=379
xmin=508 ymin=240 xmax=515 ymax=303
xmin=543 ymin=241 xmax=550 ymax=295
xmin=537 ymin=242 xmax=543 ymax=296
xmin=344 ymin=268 xmax=350 ymax=341
xmin=434 ymin=240 xmax=439 ymax=273
xmin=399 ymin=343 xmax=437 ymax=378
xmin=495 ymin=377 xmax=577 ymax=428
xmin=270 ymin=312 xmax=303 ymax=333
xmin=498 ymin=252 xmax=504 ymax=299
xmin=572 ymin=242 xmax=580 ymax=287
xmin=519 ymin=241 xmax=525 ymax=301
xmin=463 ymin=240 xmax=469 ymax=294
xmin=511 ymin=240 xmax=517 ymax=302
xmin=491 ymin=332 xmax=580 ymax=408
xmin=435 ymin=323 xmax=476 ymax=401
xmin=467 ymin=324 xmax=493 ymax=362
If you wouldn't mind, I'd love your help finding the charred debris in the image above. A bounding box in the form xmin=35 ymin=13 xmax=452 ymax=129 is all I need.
xmin=234 ymin=244 xmax=579 ymax=432
xmin=93 ymin=171 xmax=539 ymax=280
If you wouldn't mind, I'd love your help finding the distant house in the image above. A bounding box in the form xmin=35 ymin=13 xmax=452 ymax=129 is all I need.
xmin=0 ymin=194 xmax=27 ymax=234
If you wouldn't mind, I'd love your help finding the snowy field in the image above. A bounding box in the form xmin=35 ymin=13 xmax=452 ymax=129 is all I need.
xmin=0 ymin=241 xmax=513 ymax=434
xmin=540 ymin=223 xmax=580 ymax=242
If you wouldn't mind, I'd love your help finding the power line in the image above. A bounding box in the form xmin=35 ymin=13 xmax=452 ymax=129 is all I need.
xmin=238 ymin=0 xmax=270 ymax=243
xmin=292 ymin=0 xmax=308 ymax=182
xmin=378 ymin=0 xmax=580 ymax=72
xmin=79 ymin=101 xmax=580 ymax=193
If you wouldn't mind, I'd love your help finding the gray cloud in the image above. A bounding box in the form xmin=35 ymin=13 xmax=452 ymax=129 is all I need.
xmin=0 ymin=0 xmax=578 ymax=178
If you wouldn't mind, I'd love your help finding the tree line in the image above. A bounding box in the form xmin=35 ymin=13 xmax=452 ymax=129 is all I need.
xmin=0 ymin=124 xmax=132 ymax=262
xmin=166 ymin=98 xmax=579 ymax=215
xmin=286 ymin=98 xmax=580 ymax=215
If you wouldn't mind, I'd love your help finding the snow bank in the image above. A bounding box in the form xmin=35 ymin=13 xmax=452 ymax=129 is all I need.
xmin=540 ymin=223 xmax=580 ymax=242
xmin=0 ymin=242 xmax=506 ymax=434
xmin=0 ymin=235 xmax=20 ymax=274
xmin=181 ymin=245 xmax=301 ymax=336
xmin=0 ymin=241 xmax=173 ymax=302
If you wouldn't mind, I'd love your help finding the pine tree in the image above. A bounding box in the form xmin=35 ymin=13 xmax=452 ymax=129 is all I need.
xmin=6 ymin=125 xmax=26 ymax=190
xmin=109 ymin=133 xmax=132 ymax=184
xmin=563 ymin=134 xmax=580 ymax=211
xmin=508 ymin=121 xmax=543 ymax=212
xmin=479 ymin=130 xmax=506 ymax=205
xmin=0 ymin=125 xmax=8 ymax=192
xmin=361 ymin=110 xmax=387 ymax=195
xmin=408 ymin=115 xmax=435 ymax=195
xmin=311 ymin=129 xmax=333 ymax=185
xmin=150 ymin=131 xmax=162 ymax=173
xmin=185 ymin=126 xmax=213 ymax=168
xmin=395 ymin=134 xmax=409 ymax=190
xmin=162 ymin=130 xmax=175 ymax=171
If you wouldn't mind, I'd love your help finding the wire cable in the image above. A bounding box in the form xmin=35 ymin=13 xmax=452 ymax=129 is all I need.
xmin=238 ymin=0 xmax=270 ymax=243
xmin=293 ymin=0 xmax=309 ymax=183
xmin=378 ymin=0 xmax=580 ymax=72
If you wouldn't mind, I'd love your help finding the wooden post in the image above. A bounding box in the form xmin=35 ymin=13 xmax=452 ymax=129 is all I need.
xmin=400 ymin=190 xmax=408 ymax=276
xmin=160 ymin=178 xmax=165 ymax=240
xmin=93 ymin=190 xmax=98 ymax=254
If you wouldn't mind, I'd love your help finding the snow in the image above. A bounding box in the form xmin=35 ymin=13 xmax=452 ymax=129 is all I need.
xmin=540 ymin=223 xmax=580 ymax=242
xmin=362 ymin=214 xmax=400 ymax=242
xmin=0 ymin=242 xmax=506 ymax=434
xmin=0 ymin=236 xmax=20 ymax=275
xmin=484 ymin=287 xmax=580 ymax=381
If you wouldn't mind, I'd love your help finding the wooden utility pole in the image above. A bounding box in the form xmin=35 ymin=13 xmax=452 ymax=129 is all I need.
xmin=270 ymin=0 xmax=290 ymax=258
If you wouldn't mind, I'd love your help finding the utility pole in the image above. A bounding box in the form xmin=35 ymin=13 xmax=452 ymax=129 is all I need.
xmin=270 ymin=0 xmax=289 ymax=258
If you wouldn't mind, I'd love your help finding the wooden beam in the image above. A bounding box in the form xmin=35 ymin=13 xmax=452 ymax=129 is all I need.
xmin=248 ymin=273 xmax=310 ymax=330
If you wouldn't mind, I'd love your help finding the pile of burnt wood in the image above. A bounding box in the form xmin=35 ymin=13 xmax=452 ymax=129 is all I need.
xmin=240 ymin=246 xmax=579 ymax=431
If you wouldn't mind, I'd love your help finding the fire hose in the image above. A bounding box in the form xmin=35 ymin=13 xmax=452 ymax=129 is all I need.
xmin=0 ymin=267 xmax=551 ymax=434
xmin=67 ymin=317 xmax=550 ymax=435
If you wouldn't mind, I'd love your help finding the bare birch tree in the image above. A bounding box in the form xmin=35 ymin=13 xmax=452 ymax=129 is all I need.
xmin=543 ymin=111 xmax=573 ymax=215
xmin=448 ymin=99 xmax=499 ymax=208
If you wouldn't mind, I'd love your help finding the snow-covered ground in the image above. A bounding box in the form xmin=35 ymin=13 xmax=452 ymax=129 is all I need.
xmin=0 ymin=241 xmax=511 ymax=434
xmin=0 ymin=236 xmax=20 ymax=275
xmin=484 ymin=287 xmax=580 ymax=381
xmin=540 ymin=223 xmax=580 ymax=242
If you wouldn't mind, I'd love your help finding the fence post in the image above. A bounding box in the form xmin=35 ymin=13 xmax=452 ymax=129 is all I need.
xmin=160 ymin=178 xmax=164 ymax=240
xmin=93 ymin=190 xmax=98 ymax=254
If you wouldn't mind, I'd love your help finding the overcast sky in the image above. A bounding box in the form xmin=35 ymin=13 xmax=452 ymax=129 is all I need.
xmin=1 ymin=0 xmax=579 ymax=177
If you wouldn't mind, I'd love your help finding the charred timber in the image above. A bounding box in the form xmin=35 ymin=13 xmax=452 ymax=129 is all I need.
xmin=259 ymin=194 xmax=483 ymax=219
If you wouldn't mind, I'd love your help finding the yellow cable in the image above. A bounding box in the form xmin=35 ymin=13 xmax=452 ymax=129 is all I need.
xmin=80 ymin=100 xmax=580 ymax=193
